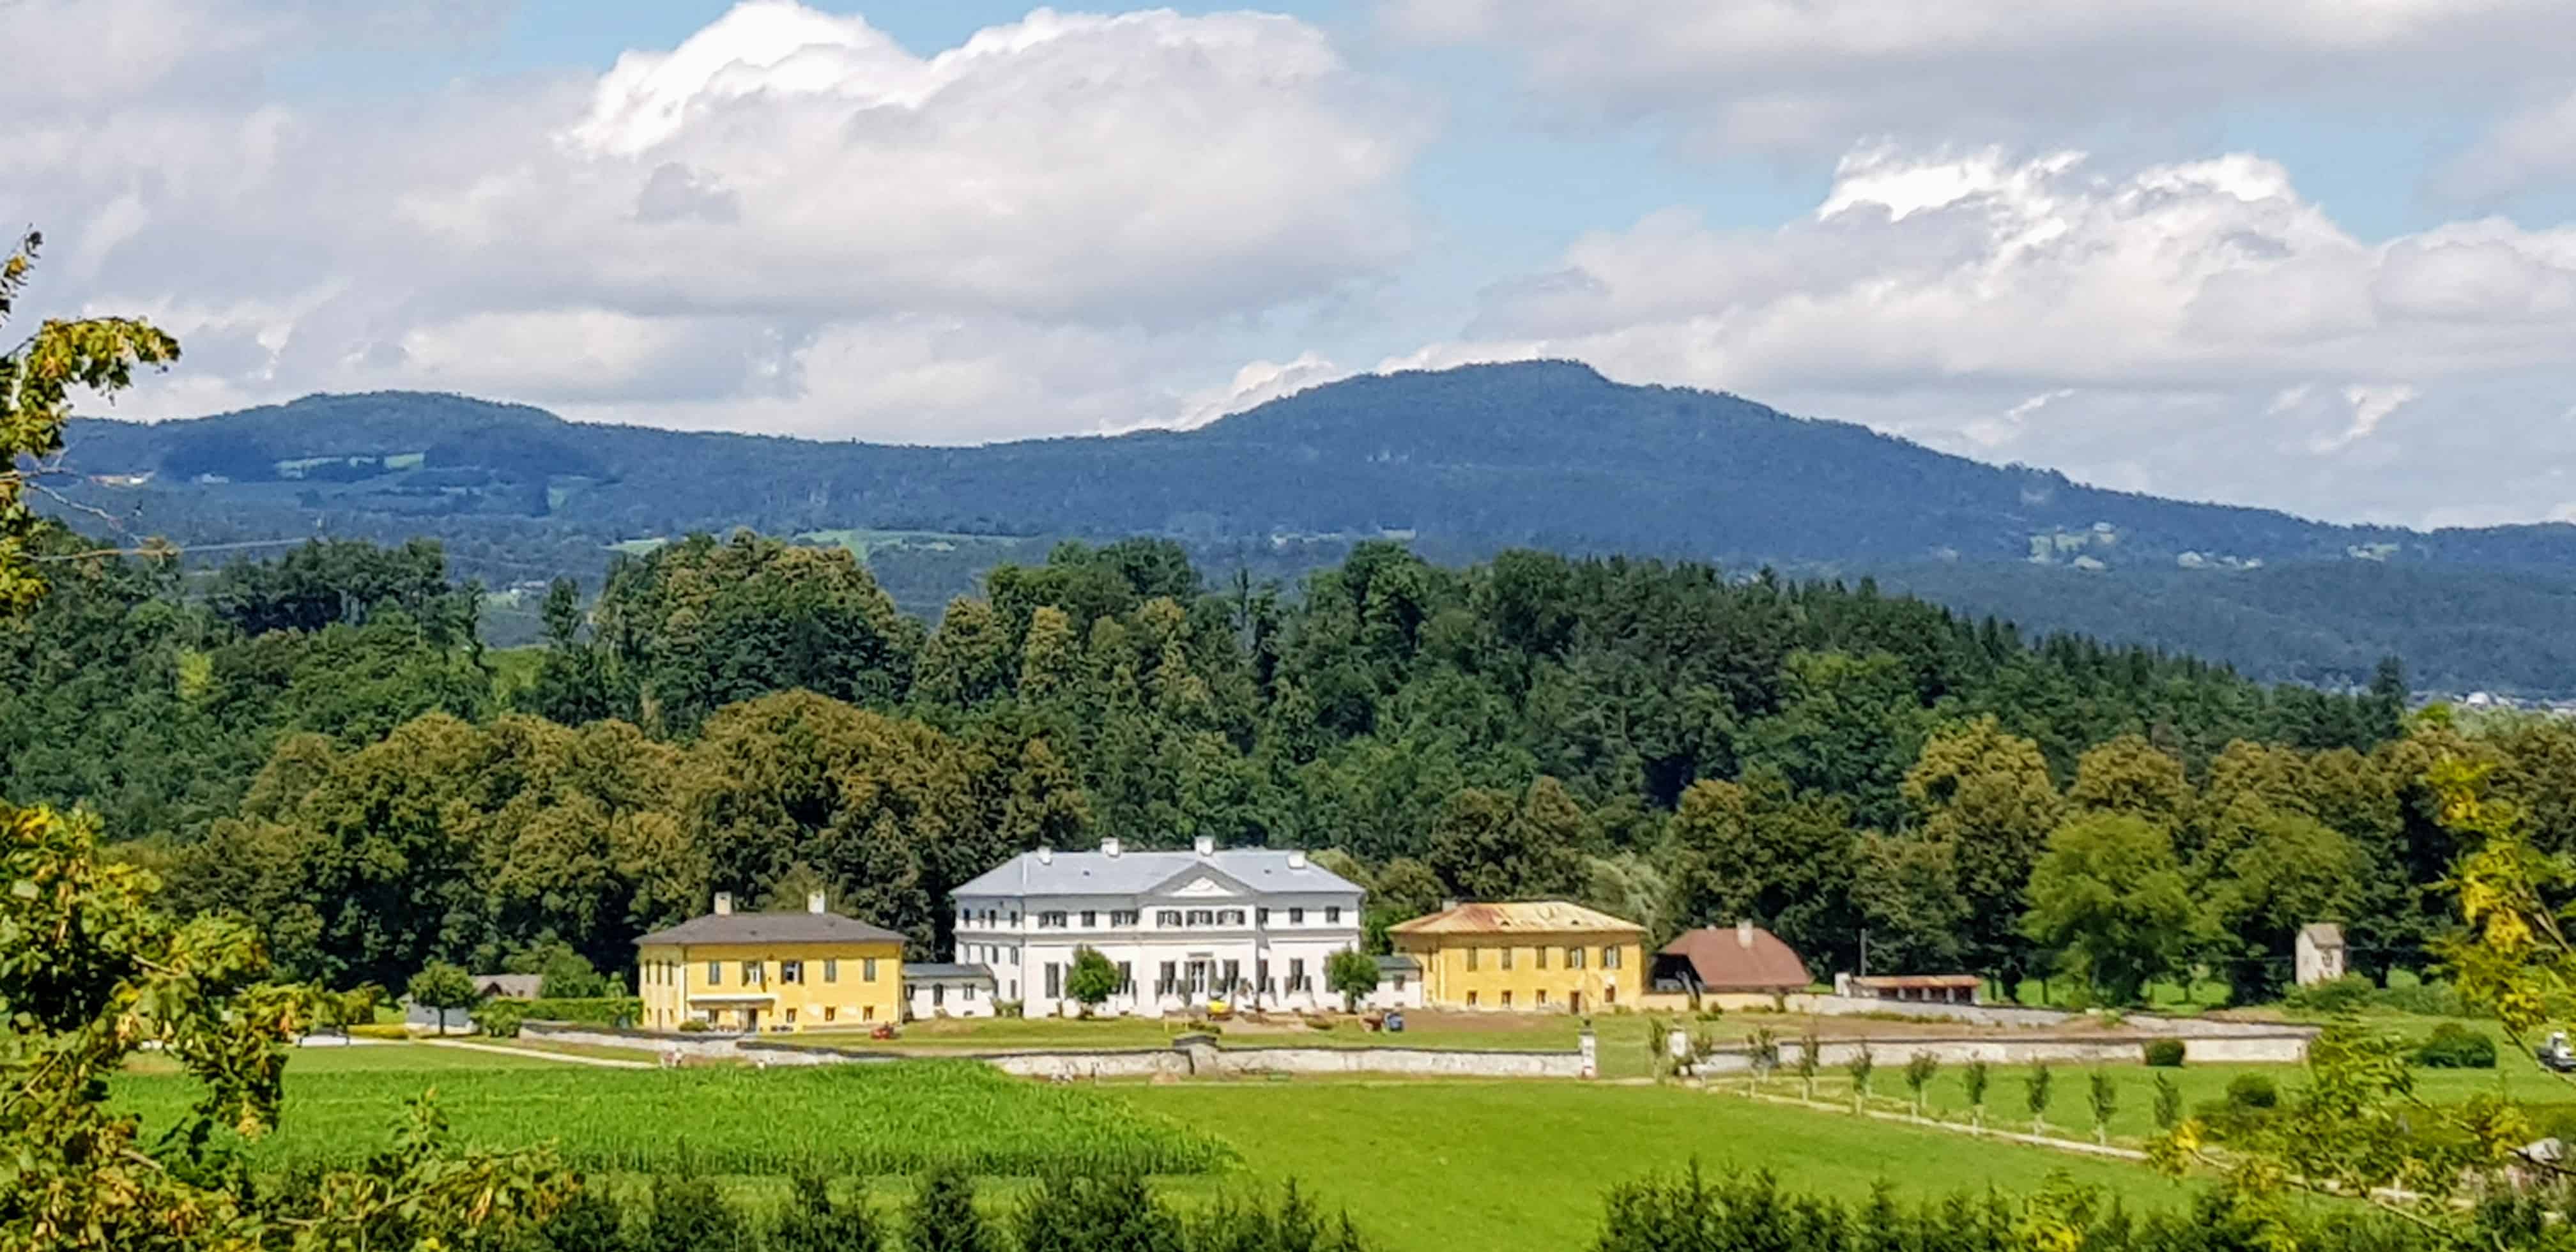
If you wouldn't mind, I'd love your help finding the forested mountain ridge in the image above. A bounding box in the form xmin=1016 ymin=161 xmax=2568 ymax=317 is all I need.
xmin=47 ymin=361 xmax=2576 ymax=692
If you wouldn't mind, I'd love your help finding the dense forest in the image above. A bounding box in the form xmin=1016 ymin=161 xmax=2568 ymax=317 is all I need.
xmin=46 ymin=363 xmax=2576 ymax=694
xmin=19 ymin=518 xmax=2572 ymax=1009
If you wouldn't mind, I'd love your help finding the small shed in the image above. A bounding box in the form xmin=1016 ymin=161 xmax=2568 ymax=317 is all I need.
xmin=904 ymin=963 xmax=997 ymax=1019
xmin=2294 ymin=923 xmax=2348 ymax=986
xmin=1365 ymin=954 xmax=1425 ymax=1011
xmin=1653 ymin=921 xmax=1811 ymax=994
xmin=474 ymin=973 xmax=543 ymax=1001
xmin=1837 ymin=973 xmax=1982 ymax=1005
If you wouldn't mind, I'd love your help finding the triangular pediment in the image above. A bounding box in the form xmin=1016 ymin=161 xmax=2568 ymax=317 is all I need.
xmin=1148 ymin=864 xmax=1255 ymax=899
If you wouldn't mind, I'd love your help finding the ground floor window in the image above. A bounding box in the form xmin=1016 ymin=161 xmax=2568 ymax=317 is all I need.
xmin=1501 ymin=990 xmax=1514 ymax=1007
xmin=825 ymin=1005 xmax=838 ymax=1023
xmin=785 ymin=1007 xmax=797 ymax=1025
xmin=864 ymin=1005 xmax=876 ymax=1021
xmin=1467 ymin=991 xmax=1479 ymax=1007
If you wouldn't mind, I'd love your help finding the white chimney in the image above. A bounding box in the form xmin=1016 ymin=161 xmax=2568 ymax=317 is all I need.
xmin=807 ymin=890 xmax=826 ymax=915
xmin=714 ymin=892 xmax=733 ymax=916
xmin=1736 ymin=919 xmax=1754 ymax=949
xmin=1441 ymin=898 xmax=1459 ymax=913
xmin=1287 ymin=850 xmax=1307 ymax=869
xmin=1193 ymin=836 xmax=1216 ymax=857
xmin=1036 ymin=846 xmax=1054 ymax=864
xmin=1101 ymin=837 xmax=1121 ymax=858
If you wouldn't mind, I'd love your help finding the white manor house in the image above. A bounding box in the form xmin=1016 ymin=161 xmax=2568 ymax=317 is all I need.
xmin=950 ymin=836 xmax=1367 ymax=1017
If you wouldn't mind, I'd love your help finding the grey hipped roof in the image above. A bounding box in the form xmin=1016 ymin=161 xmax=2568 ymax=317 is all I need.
xmin=951 ymin=847 xmax=1362 ymax=898
xmin=1374 ymin=954 xmax=1420 ymax=974
xmin=905 ymin=963 xmax=997 ymax=982
xmin=634 ymin=911 xmax=905 ymax=947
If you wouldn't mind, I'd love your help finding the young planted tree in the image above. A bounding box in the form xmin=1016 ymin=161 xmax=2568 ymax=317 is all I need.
xmin=1795 ymin=1026 xmax=1821 ymax=1100
xmin=2087 ymin=1069 xmax=2119 ymax=1145
xmin=2025 ymin=1062 xmax=2054 ymax=1136
xmin=1963 ymin=1058 xmax=1991 ymax=1131
xmin=1066 ymin=946 xmax=1122 ymax=1017
xmin=1326 ymin=947 xmax=1381 ymax=1014
xmin=2152 ymin=1072 xmax=2182 ymax=1131
xmin=645 ymin=1173 xmax=746 ymax=1252
xmin=408 ymin=959 xmax=482 ymax=1035
xmin=1902 ymin=1051 xmax=1938 ymax=1120
xmin=1846 ymin=1044 xmax=1875 ymax=1113
xmin=1747 ymin=1026 xmax=1780 ymax=1094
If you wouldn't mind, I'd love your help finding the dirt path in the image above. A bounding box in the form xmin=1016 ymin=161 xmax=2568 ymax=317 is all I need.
xmin=427 ymin=1039 xmax=653 ymax=1069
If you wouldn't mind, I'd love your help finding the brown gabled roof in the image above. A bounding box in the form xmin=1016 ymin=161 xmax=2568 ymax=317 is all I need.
xmin=1657 ymin=924 xmax=1811 ymax=991
xmin=1388 ymin=901 xmax=1644 ymax=936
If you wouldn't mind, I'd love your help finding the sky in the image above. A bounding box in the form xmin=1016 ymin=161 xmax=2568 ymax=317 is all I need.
xmin=12 ymin=0 xmax=2576 ymax=528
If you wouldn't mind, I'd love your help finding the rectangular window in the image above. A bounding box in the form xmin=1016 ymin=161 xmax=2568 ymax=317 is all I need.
xmin=1468 ymin=990 xmax=1480 ymax=1007
xmin=1112 ymin=910 xmax=1138 ymax=927
xmin=1502 ymin=990 xmax=1514 ymax=1007
xmin=1288 ymin=908 xmax=1304 ymax=924
xmin=824 ymin=959 xmax=838 ymax=983
xmin=1466 ymin=947 xmax=1480 ymax=972
xmin=1039 ymin=911 xmax=1068 ymax=929
xmin=785 ymin=1007 xmax=797 ymax=1025
xmin=742 ymin=961 xmax=763 ymax=985
xmin=1223 ymin=959 xmax=1241 ymax=992
xmin=1080 ymin=910 xmax=1096 ymax=928
xmin=1289 ymin=958 xmax=1307 ymax=991
xmin=825 ymin=1005 xmax=838 ymax=1023
xmin=1604 ymin=945 xmax=1621 ymax=969
xmin=1045 ymin=963 xmax=1062 ymax=998
xmin=1325 ymin=906 xmax=1341 ymax=924
xmin=1186 ymin=908 xmax=1213 ymax=926
xmin=1536 ymin=946 xmax=1549 ymax=970
xmin=962 ymin=984 xmax=976 ymax=1001
xmin=1392 ymin=975 xmax=1407 ymax=991
xmin=1500 ymin=947 xmax=1515 ymax=971
xmin=1158 ymin=910 xmax=1183 ymax=928
xmin=864 ymin=1005 xmax=875 ymax=1021
xmin=1159 ymin=961 xmax=1177 ymax=995
xmin=1257 ymin=907 xmax=1271 ymax=926
xmin=707 ymin=961 xmax=722 ymax=986
xmin=1536 ymin=989 xmax=1549 ymax=1005
xmin=1606 ymin=984 xmax=1616 ymax=1004
xmin=1118 ymin=961 xmax=1133 ymax=994
xmin=864 ymin=958 xmax=879 ymax=982
xmin=781 ymin=960 xmax=804 ymax=984
xmin=1568 ymin=946 xmax=1585 ymax=969
xmin=1220 ymin=908 xmax=1245 ymax=925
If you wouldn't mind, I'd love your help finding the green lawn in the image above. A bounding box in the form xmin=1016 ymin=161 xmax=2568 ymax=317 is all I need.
xmin=122 ymin=1042 xmax=563 ymax=1076
xmin=793 ymin=1011 xmax=1673 ymax=1078
xmin=1124 ymin=1081 xmax=2186 ymax=1252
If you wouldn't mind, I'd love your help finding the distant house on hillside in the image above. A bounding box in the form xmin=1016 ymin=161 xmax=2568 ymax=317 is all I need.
xmin=474 ymin=974 xmax=542 ymax=1001
xmin=1653 ymin=922 xmax=1811 ymax=996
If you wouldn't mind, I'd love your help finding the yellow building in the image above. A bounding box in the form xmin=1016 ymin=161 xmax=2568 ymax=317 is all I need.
xmin=1389 ymin=901 xmax=1645 ymax=1013
xmin=634 ymin=892 xmax=905 ymax=1033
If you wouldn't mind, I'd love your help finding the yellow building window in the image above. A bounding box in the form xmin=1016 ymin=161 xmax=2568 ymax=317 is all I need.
xmin=785 ymin=1007 xmax=797 ymax=1025
xmin=1537 ymin=946 xmax=1549 ymax=970
xmin=864 ymin=1005 xmax=876 ymax=1021
xmin=825 ymin=1006 xmax=838 ymax=1023
xmin=1467 ymin=991 xmax=1479 ymax=1007
xmin=864 ymin=958 xmax=879 ymax=982
xmin=824 ymin=959 xmax=839 ymax=983
xmin=1568 ymin=946 xmax=1585 ymax=969
xmin=1501 ymin=990 xmax=1514 ymax=1007
xmin=1500 ymin=947 xmax=1514 ymax=971
xmin=707 ymin=961 xmax=721 ymax=986
xmin=1466 ymin=947 xmax=1479 ymax=972
xmin=742 ymin=961 xmax=763 ymax=985
xmin=782 ymin=961 xmax=804 ymax=984
xmin=1537 ymin=989 xmax=1549 ymax=1005
xmin=1604 ymin=946 xmax=1621 ymax=969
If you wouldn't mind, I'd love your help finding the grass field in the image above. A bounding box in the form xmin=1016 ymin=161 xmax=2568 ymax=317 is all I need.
xmin=1126 ymin=1081 xmax=2186 ymax=1252
xmin=115 ymin=1058 xmax=1235 ymax=1177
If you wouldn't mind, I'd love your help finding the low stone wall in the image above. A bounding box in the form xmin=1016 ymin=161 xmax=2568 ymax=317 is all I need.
xmin=521 ymin=1021 xmax=1588 ymax=1078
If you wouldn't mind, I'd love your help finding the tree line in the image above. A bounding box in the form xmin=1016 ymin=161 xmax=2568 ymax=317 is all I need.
xmin=23 ymin=521 xmax=2573 ymax=1004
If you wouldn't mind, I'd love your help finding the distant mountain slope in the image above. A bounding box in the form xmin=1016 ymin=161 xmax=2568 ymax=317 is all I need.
xmin=47 ymin=362 xmax=2576 ymax=694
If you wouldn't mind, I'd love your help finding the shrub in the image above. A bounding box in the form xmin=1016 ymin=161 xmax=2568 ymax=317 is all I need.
xmin=2412 ymin=1023 xmax=2497 ymax=1069
xmin=2142 ymin=1039 xmax=2185 ymax=1067
xmin=348 ymin=1023 xmax=411 ymax=1041
xmin=2282 ymin=973 xmax=2375 ymax=1014
xmin=2225 ymin=1074 xmax=2278 ymax=1109
xmin=644 ymin=1174 xmax=746 ymax=1252
xmin=769 ymin=1175 xmax=883 ymax=1252
xmin=908 ymin=1164 xmax=989 ymax=1252
xmin=477 ymin=1000 xmax=530 ymax=1038
xmin=524 ymin=997 xmax=643 ymax=1028
xmin=676 ymin=1018 xmax=710 ymax=1033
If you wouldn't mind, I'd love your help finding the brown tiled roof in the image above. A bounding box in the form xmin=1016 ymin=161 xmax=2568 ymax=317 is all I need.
xmin=1657 ymin=925 xmax=1811 ymax=991
xmin=1388 ymin=901 xmax=1644 ymax=936
xmin=635 ymin=910 xmax=905 ymax=947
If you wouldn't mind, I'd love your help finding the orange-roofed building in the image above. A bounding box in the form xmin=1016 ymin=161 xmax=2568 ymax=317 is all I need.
xmin=1388 ymin=901 xmax=1644 ymax=1013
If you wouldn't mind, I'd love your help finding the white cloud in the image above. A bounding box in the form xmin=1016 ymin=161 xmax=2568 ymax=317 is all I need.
xmin=1406 ymin=145 xmax=2576 ymax=523
xmin=1378 ymin=0 xmax=2576 ymax=194
xmin=8 ymin=1 xmax=1423 ymax=442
